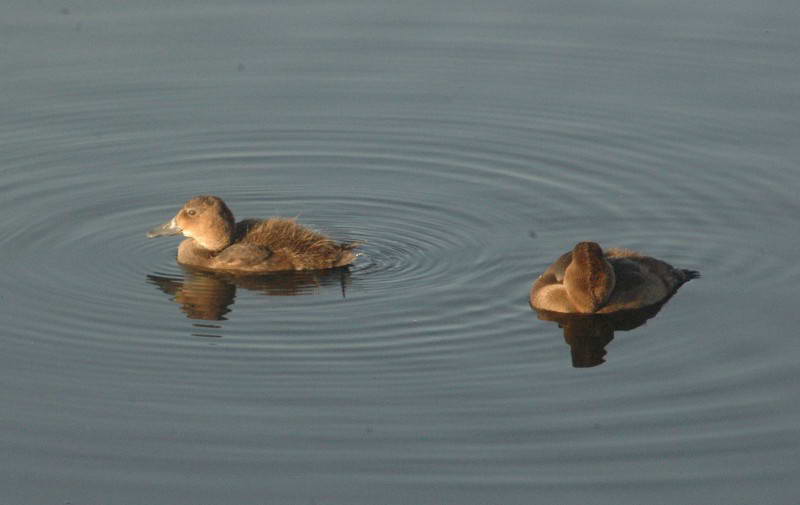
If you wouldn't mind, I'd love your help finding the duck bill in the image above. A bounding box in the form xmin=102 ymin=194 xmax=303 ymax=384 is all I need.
xmin=147 ymin=217 xmax=183 ymax=238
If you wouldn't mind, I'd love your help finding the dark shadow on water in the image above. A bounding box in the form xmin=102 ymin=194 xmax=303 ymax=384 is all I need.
xmin=147 ymin=265 xmax=352 ymax=322
xmin=532 ymin=301 xmax=671 ymax=368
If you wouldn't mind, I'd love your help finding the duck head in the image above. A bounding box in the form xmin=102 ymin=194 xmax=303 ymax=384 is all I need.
xmin=147 ymin=195 xmax=235 ymax=252
xmin=564 ymin=241 xmax=616 ymax=313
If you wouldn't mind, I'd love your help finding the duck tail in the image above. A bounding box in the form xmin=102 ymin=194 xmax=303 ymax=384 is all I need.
xmin=341 ymin=240 xmax=364 ymax=251
xmin=681 ymin=269 xmax=701 ymax=281
xmin=336 ymin=241 xmax=363 ymax=267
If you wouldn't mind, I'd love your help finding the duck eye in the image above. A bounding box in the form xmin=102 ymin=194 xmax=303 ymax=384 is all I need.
xmin=186 ymin=209 xmax=197 ymax=217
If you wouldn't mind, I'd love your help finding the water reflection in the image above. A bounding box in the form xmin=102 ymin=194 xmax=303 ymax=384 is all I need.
xmin=147 ymin=265 xmax=351 ymax=321
xmin=532 ymin=302 xmax=671 ymax=368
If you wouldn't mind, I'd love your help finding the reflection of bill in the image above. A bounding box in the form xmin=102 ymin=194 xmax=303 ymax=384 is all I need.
xmin=147 ymin=265 xmax=352 ymax=321
xmin=532 ymin=302 xmax=671 ymax=368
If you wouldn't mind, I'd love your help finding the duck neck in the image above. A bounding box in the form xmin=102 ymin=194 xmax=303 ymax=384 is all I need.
xmin=190 ymin=220 xmax=234 ymax=252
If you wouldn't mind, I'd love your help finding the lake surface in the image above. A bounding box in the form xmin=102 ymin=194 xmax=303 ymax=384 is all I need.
xmin=2 ymin=1 xmax=799 ymax=503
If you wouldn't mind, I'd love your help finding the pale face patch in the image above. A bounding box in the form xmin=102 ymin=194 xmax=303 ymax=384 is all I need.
xmin=175 ymin=217 xmax=192 ymax=237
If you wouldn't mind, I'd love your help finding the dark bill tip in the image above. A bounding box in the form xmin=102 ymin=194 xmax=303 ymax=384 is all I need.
xmin=147 ymin=218 xmax=182 ymax=238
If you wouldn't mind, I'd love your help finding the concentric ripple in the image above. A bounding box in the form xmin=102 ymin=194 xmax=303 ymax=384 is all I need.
xmin=3 ymin=0 xmax=800 ymax=502
xmin=2 ymin=110 xmax=798 ymax=359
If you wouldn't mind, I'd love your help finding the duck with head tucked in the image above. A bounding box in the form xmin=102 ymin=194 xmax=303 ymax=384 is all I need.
xmin=147 ymin=195 xmax=359 ymax=273
xmin=531 ymin=242 xmax=698 ymax=314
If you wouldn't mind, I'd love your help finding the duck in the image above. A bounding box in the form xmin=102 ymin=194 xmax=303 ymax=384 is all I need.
xmin=530 ymin=242 xmax=698 ymax=314
xmin=147 ymin=195 xmax=359 ymax=273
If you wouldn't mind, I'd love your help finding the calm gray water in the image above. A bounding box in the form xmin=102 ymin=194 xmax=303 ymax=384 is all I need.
xmin=2 ymin=1 xmax=799 ymax=503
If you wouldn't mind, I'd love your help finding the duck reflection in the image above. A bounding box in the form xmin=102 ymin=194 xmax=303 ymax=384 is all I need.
xmin=532 ymin=302 xmax=670 ymax=368
xmin=147 ymin=265 xmax=352 ymax=321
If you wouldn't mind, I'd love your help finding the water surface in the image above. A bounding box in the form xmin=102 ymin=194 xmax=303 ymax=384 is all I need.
xmin=2 ymin=1 xmax=799 ymax=504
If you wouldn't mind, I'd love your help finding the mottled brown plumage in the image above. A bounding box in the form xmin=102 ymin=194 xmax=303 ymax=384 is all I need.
xmin=233 ymin=217 xmax=358 ymax=270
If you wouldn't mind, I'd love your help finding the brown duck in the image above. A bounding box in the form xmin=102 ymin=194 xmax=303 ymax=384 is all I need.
xmin=531 ymin=242 xmax=698 ymax=314
xmin=147 ymin=195 xmax=358 ymax=273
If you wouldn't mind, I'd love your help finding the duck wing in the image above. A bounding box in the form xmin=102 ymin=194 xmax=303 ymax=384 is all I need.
xmin=213 ymin=243 xmax=273 ymax=270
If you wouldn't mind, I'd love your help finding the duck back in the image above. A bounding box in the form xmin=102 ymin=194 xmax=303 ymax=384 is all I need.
xmin=238 ymin=218 xmax=358 ymax=270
